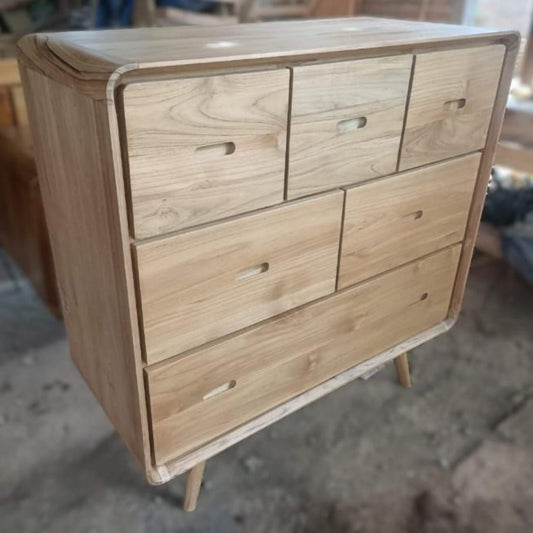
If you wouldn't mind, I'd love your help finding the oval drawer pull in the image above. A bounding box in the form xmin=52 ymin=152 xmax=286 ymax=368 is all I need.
xmin=202 ymin=380 xmax=236 ymax=401
xmin=404 ymin=210 xmax=423 ymax=221
xmin=195 ymin=141 xmax=236 ymax=160
xmin=235 ymin=262 xmax=270 ymax=281
xmin=337 ymin=116 xmax=367 ymax=134
xmin=443 ymin=98 xmax=466 ymax=111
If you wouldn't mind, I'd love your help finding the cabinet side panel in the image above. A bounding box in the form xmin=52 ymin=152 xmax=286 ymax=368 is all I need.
xmin=19 ymin=65 xmax=149 ymax=467
xmin=448 ymin=38 xmax=519 ymax=317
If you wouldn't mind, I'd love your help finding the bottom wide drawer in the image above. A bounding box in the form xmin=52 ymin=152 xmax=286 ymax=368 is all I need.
xmin=146 ymin=244 xmax=461 ymax=464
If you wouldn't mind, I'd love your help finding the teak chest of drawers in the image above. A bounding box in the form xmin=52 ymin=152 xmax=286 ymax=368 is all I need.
xmin=19 ymin=18 xmax=517 ymax=505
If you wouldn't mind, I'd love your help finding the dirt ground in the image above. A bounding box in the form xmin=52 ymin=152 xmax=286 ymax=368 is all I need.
xmin=0 ymin=249 xmax=532 ymax=533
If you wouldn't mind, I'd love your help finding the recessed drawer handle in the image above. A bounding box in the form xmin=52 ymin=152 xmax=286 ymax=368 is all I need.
xmin=195 ymin=141 xmax=236 ymax=160
xmin=202 ymin=380 xmax=236 ymax=401
xmin=337 ymin=116 xmax=367 ymax=134
xmin=443 ymin=98 xmax=466 ymax=111
xmin=235 ymin=262 xmax=269 ymax=281
xmin=404 ymin=210 xmax=423 ymax=221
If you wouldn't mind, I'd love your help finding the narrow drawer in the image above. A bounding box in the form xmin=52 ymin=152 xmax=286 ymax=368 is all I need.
xmin=134 ymin=191 xmax=343 ymax=364
xmin=122 ymin=69 xmax=289 ymax=239
xmin=400 ymin=45 xmax=505 ymax=170
xmin=146 ymin=245 xmax=461 ymax=464
xmin=339 ymin=153 xmax=480 ymax=289
xmin=287 ymin=55 xmax=412 ymax=200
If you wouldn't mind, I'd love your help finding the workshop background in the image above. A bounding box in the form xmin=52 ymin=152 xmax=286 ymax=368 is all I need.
xmin=1 ymin=1 xmax=533 ymax=532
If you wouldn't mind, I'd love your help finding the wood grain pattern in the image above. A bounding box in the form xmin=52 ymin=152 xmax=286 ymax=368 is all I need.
xmin=448 ymin=38 xmax=519 ymax=317
xmin=287 ymin=55 xmax=411 ymax=199
xmin=400 ymin=45 xmax=505 ymax=170
xmin=149 ymin=317 xmax=456 ymax=482
xmin=123 ymin=69 xmax=289 ymax=238
xmin=146 ymin=245 xmax=461 ymax=464
xmin=134 ymin=191 xmax=343 ymax=364
xmin=19 ymin=65 xmax=150 ymax=468
xmin=339 ymin=153 xmax=480 ymax=288
xmin=17 ymin=19 xmax=516 ymax=100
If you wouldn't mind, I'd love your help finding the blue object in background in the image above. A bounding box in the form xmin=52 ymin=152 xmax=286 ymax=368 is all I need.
xmin=95 ymin=0 xmax=135 ymax=27
xmin=157 ymin=0 xmax=214 ymax=10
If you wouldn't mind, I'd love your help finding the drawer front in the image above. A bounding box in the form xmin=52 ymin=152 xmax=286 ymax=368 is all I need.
xmin=147 ymin=245 xmax=461 ymax=464
xmin=400 ymin=45 xmax=505 ymax=170
xmin=339 ymin=153 xmax=480 ymax=289
xmin=287 ymin=55 xmax=412 ymax=200
xmin=123 ymin=69 xmax=289 ymax=239
xmin=134 ymin=191 xmax=343 ymax=364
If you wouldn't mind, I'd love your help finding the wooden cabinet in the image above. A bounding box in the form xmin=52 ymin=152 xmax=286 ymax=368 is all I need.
xmin=19 ymin=18 xmax=517 ymax=490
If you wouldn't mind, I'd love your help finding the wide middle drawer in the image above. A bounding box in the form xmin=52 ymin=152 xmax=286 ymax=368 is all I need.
xmin=134 ymin=191 xmax=343 ymax=364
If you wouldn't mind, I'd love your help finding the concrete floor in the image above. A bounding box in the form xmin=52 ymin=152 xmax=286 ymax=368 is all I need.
xmin=0 ymin=249 xmax=532 ymax=533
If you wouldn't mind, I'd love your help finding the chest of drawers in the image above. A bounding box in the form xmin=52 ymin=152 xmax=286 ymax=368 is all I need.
xmin=18 ymin=18 xmax=517 ymax=501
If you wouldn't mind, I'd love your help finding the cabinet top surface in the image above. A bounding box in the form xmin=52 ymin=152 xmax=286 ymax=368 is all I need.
xmin=18 ymin=17 xmax=516 ymax=98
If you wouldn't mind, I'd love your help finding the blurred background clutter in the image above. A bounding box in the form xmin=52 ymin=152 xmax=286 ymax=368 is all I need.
xmin=1 ymin=2 xmax=532 ymax=532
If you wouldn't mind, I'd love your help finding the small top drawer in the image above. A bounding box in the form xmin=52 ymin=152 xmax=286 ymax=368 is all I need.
xmin=287 ymin=55 xmax=412 ymax=200
xmin=399 ymin=45 xmax=505 ymax=170
xmin=134 ymin=191 xmax=343 ymax=364
xmin=122 ymin=69 xmax=289 ymax=239
xmin=338 ymin=153 xmax=480 ymax=289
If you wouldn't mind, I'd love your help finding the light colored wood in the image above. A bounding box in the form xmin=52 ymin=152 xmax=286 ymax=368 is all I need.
xmin=338 ymin=153 xmax=480 ymax=289
xmin=123 ymin=69 xmax=289 ymax=238
xmin=11 ymin=86 xmax=28 ymax=127
xmin=394 ymin=353 xmax=411 ymax=388
xmin=495 ymin=142 xmax=533 ymax=174
xmin=287 ymin=55 xmax=412 ymax=199
xmin=146 ymin=245 xmax=461 ymax=464
xmin=448 ymin=39 xmax=519 ymax=317
xmin=400 ymin=45 xmax=505 ymax=170
xmin=183 ymin=461 xmax=206 ymax=512
xmin=135 ymin=191 xmax=343 ymax=364
xmin=0 ymin=58 xmax=21 ymax=86
xmin=18 ymin=65 xmax=151 ymax=469
xmin=17 ymin=19 xmax=517 ymax=100
xmin=149 ymin=317 xmax=455 ymax=483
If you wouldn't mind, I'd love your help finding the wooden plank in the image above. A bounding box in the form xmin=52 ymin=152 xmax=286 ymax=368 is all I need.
xmin=495 ymin=142 xmax=533 ymax=174
xmin=0 ymin=58 xmax=21 ymax=86
xmin=146 ymin=245 xmax=461 ymax=464
xmin=19 ymin=65 xmax=150 ymax=468
xmin=339 ymin=153 xmax=480 ymax=288
xmin=123 ymin=69 xmax=289 ymax=238
xmin=400 ymin=45 xmax=505 ymax=170
xmin=17 ymin=19 xmax=517 ymax=99
xmin=287 ymin=55 xmax=412 ymax=199
xmin=11 ymin=86 xmax=28 ymax=127
xmin=134 ymin=191 xmax=343 ymax=364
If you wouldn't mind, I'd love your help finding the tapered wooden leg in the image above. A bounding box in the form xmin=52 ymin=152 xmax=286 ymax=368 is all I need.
xmin=394 ymin=352 xmax=412 ymax=388
xmin=183 ymin=461 xmax=206 ymax=512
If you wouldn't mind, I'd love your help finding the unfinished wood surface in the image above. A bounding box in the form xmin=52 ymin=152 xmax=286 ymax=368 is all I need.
xmin=135 ymin=191 xmax=343 ymax=364
xmin=149 ymin=318 xmax=455 ymax=482
xmin=448 ymin=39 xmax=519 ymax=317
xmin=17 ymin=18 xmax=515 ymax=100
xmin=19 ymin=66 xmax=150 ymax=468
xmin=338 ymin=153 xmax=480 ymax=289
xmin=400 ymin=45 xmax=505 ymax=170
xmin=183 ymin=461 xmax=206 ymax=512
xmin=394 ymin=353 xmax=412 ymax=388
xmin=123 ymin=69 xmax=289 ymax=238
xmin=287 ymin=56 xmax=411 ymax=199
xmin=146 ymin=245 xmax=460 ymax=464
